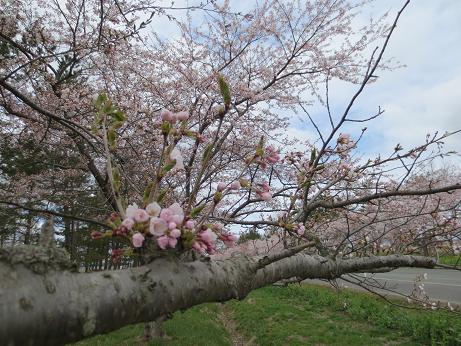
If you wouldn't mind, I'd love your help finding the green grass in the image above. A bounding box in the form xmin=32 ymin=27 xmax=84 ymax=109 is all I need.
xmin=73 ymin=303 xmax=231 ymax=346
xmin=71 ymin=284 xmax=461 ymax=346
xmin=439 ymin=255 xmax=461 ymax=266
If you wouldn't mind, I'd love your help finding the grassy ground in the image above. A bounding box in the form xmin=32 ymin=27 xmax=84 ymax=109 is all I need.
xmin=439 ymin=255 xmax=461 ymax=266
xmin=72 ymin=284 xmax=461 ymax=346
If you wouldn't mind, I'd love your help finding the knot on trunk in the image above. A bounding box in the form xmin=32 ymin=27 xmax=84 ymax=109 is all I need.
xmin=0 ymin=245 xmax=75 ymax=274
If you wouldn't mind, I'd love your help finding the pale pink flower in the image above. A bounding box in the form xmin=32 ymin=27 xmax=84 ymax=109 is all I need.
xmin=146 ymin=202 xmax=161 ymax=217
xmin=132 ymin=233 xmax=145 ymax=248
xmin=170 ymin=148 xmax=184 ymax=170
xmin=168 ymin=222 xmax=177 ymax=230
xmin=160 ymin=208 xmax=173 ymax=222
xmin=134 ymin=209 xmax=149 ymax=223
xmin=337 ymin=133 xmax=351 ymax=145
xmin=121 ymin=218 xmax=135 ymax=230
xmin=149 ymin=217 xmax=168 ymax=236
xmin=170 ymin=228 xmax=181 ymax=238
xmin=125 ymin=203 xmax=139 ymax=219
xmin=167 ymin=202 xmax=185 ymax=225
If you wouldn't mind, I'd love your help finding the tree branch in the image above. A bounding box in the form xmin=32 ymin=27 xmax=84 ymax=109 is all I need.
xmin=0 ymin=247 xmax=435 ymax=345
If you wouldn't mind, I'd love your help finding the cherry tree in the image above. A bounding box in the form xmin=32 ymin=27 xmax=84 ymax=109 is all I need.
xmin=1 ymin=0 xmax=460 ymax=344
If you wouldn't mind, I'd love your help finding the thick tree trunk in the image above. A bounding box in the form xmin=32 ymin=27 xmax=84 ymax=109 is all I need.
xmin=0 ymin=245 xmax=435 ymax=346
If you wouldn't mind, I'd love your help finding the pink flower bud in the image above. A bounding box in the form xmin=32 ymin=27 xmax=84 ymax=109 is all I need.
xmin=230 ymin=181 xmax=241 ymax=190
xmin=168 ymin=222 xmax=177 ymax=230
xmin=200 ymin=229 xmax=217 ymax=243
xmin=170 ymin=228 xmax=181 ymax=238
xmin=192 ymin=241 xmax=206 ymax=253
xmin=161 ymin=109 xmax=175 ymax=123
xmin=217 ymin=182 xmax=226 ymax=192
xmin=185 ymin=220 xmax=195 ymax=229
xmin=134 ymin=209 xmax=150 ymax=223
xmin=168 ymin=237 xmax=178 ymax=248
xmin=111 ymin=249 xmax=124 ymax=262
xmin=132 ymin=233 xmax=145 ymax=248
xmin=176 ymin=111 xmax=189 ymax=121
xmin=122 ymin=218 xmax=135 ymax=230
xmin=157 ymin=235 xmax=169 ymax=249
xmin=260 ymin=192 xmax=272 ymax=201
xmin=90 ymin=231 xmax=104 ymax=240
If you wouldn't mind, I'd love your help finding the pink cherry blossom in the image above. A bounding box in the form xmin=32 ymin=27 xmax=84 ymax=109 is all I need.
xmin=121 ymin=218 xmax=135 ymax=230
xmin=168 ymin=237 xmax=178 ymax=248
xmin=219 ymin=232 xmax=237 ymax=247
xmin=149 ymin=217 xmax=168 ymax=236
xmin=337 ymin=133 xmax=351 ymax=145
xmin=170 ymin=228 xmax=181 ymax=238
xmin=217 ymin=182 xmax=226 ymax=192
xmin=265 ymin=146 xmax=280 ymax=164
xmin=157 ymin=235 xmax=169 ymax=249
xmin=146 ymin=202 xmax=161 ymax=217
xmin=200 ymin=229 xmax=218 ymax=243
xmin=256 ymin=181 xmax=272 ymax=201
xmin=175 ymin=111 xmax=189 ymax=121
xmin=170 ymin=148 xmax=184 ymax=170
xmin=132 ymin=233 xmax=145 ymax=248
xmin=192 ymin=241 xmax=206 ymax=254
xmin=125 ymin=203 xmax=139 ymax=219
xmin=161 ymin=109 xmax=175 ymax=123
xmin=133 ymin=209 xmax=149 ymax=223
xmin=260 ymin=192 xmax=272 ymax=201
xmin=165 ymin=203 xmax=185 ymax=225
xmin=230 ymin=181 xmax=241 ymax=190
xmin=185 ymin=220 xmax=195 ymax=229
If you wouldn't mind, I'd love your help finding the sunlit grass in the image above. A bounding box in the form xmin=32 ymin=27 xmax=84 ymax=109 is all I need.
xmin=72 ymin=284 xmax=461 ymax=346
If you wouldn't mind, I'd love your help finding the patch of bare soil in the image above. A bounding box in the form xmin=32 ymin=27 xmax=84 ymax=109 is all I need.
xmin=217 ymin=305 xmax=256 ymax=346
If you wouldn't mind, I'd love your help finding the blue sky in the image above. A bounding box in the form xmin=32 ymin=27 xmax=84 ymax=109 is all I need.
xmin=302 ymin=0 xmax=461 ymax=164
xmin=149 ymin=0 xmax=461 ymax=165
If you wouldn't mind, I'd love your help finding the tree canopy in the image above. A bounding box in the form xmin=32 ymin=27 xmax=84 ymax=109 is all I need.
xmin=0 ymin=0 xmax=460 ymax=344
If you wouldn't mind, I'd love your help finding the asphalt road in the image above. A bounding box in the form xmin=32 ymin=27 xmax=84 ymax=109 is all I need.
xmin=304 ymin=268 xmax=461 ymax=304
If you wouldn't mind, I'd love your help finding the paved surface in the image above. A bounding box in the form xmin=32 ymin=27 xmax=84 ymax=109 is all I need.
xmin=304 ymin=268 xmax=461 ymax=304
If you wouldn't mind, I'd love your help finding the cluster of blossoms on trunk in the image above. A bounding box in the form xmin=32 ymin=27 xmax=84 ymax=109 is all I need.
xmin=92 ymin=201 xmax=237 ymax=259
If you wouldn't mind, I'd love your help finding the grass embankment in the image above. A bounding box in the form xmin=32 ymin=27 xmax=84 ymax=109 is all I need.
xmin=73 ymin=284 xmax=461 ymax=346
xmin=439 ymin=255 xmax=461 ymax=266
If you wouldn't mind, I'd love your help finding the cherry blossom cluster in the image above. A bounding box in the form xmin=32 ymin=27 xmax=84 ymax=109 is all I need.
xmin=92 ymin=202 xmax=237 ymax=258
xmin=252 ymin=145 xmax=281 ymax=169
xmin=336 ymin=133 xmax=356 ymax=157
xmin=255 ymin=181 xmax=272 ymax=201
xmin=161 ymin=109 xmax=189 ymax=123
